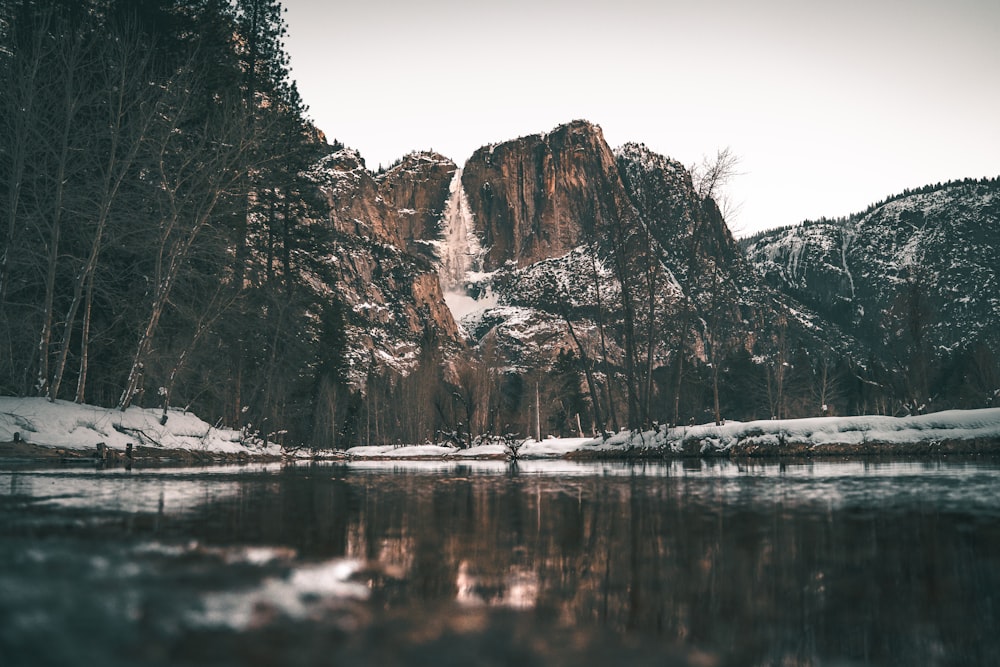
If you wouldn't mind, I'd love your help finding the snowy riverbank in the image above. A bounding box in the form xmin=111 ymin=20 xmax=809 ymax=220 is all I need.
xmin=3 ymin=396 xmax=1000 ymax=463
xmin=584 ymin=409 xmax=1000 ymax=457
xmin=0 ymin=397 xmax=335 ymax=462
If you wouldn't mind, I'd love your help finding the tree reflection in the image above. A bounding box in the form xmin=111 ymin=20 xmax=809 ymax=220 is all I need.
xmin=181 ymin=463 xmax=1000 ymax=665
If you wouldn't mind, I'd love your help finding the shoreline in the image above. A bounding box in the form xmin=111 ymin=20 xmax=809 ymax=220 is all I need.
xmin=0 ymin=440 xmax=345 ymax=465
xmin=4 ymin=436 xmax=1000 ymax=467
xmin=4 ymin=398 xmax=1000 ymax=467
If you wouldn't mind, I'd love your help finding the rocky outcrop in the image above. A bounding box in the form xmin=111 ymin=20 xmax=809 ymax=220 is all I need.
xmin=446 ymin=121 xmax=869 ymax=426
xmin=304 ymin=148 xmax=460 ymax=382
xmin=313 ymin=149 xmax=402 ymax=246
xmin=462 ymin=120 xmax=633 ymax=269
xmin=744 ymin=179 xmax=1000 ymax=357
xmin=410 ymin=272 xmax=459 ymax=340
xmin=615 ymin=143 xmax=739 ymax=273
xmin=376 ymin=152 xmax=457 ymax=258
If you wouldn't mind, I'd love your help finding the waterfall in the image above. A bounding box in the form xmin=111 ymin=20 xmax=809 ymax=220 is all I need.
xmin=437 ymin=168 xmax=490 ymax=319
xmin=439 ymin=168 xmax=479 ymax=290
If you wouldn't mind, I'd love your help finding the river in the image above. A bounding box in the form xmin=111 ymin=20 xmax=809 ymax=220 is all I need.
xmin=1 ymin=458 xmax=998 ymax=666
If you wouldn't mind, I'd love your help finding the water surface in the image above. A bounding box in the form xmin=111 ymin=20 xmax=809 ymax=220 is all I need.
xmin=1 ymin=458 xmax=998 ymax=666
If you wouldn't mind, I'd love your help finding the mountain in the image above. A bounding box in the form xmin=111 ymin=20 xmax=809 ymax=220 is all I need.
xmin=743 ymin=178 xmax=1000 ymax=409
xmin=298 ymin=121 xmax=996 ymax=444
xmin=377 ymin=151 xmax=456 ymax=260
xmin=410 ymin=121 xmax=865 ymax=428
xmin=461 ymin=120 xmax=627 ymax=269
xmin=303 ymin=148 xmax=460 ymax=383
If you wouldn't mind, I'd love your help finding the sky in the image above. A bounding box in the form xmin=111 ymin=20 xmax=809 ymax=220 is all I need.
xmin=281 ymin=0 xmax=999 ymax=236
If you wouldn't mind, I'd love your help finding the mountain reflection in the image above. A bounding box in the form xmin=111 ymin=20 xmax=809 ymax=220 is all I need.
xmin=170 ymin=461 xmax=1000 ymax=665
xmin=5 ymin=461 xmax=997 ymax=665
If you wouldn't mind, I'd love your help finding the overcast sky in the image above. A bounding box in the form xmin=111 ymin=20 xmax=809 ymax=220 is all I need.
xmin=281 ymin=0 xmax=999 ymax=236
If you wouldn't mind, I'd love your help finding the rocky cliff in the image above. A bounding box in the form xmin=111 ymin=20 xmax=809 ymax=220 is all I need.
xmin=302 ymin=120 xmax=995 ymax=432
xmin=304 ymin=148 xmax=460 ymax=383
xmin=376 ymin=152 xmax=456 ymax=259
xmin=462 ymin=121 xmax=852 ymax=354
xmin=440 ymin=121 xmax=869 ymax=426
xmin=462 ymin=120 xmax=631 ymax=270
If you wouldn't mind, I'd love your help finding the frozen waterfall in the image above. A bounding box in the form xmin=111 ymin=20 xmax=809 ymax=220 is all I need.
xmin=439 ymin=168 xmax=479 ymax=289
xmin=438 ymin=169 xmax=491 ymax=319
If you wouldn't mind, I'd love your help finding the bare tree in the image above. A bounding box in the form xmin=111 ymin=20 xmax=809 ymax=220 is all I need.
xmin=604 ymin=205 xmax=644 ymax=430
xmin=587 ymin=240 xmax=619 ymax=431
xmin=671 ymin=148 xmax=742 ymax=425
xmin=118 ymin=87 xmax=250 ymax=410
xmin=0 ymin=5 xmax=49 ymax=305
xmin=766 ymin=318 xmax=789 ymax=419
xmin=50 ymin=24 xmax=160 ymax=401
xmin=811 ymin=357 xmax=844 ymax=416
xmin=691 ymin=147 xmax=742 ymax=223
xmin=30 ymin=18 xmax=90 ymax=398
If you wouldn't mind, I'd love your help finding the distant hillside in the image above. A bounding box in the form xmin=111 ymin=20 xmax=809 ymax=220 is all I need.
xmin=744 ymin=178 xmax=1000 ymax=410
xmin=741 ymin=177 xmax=1000 ymax=245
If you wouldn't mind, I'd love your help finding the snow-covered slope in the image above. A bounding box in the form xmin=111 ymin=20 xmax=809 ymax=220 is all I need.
xmin=0 ymin=397 xmax=285 ymax=456
xmin=745 ymin=179 xmax=1000 ymax=362
xmin=597 ymin=408 xmax=1000 ymax=455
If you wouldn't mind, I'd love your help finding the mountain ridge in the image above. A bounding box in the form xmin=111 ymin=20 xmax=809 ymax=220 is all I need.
xmin=301 ymin=118 xmax=997 ymax=444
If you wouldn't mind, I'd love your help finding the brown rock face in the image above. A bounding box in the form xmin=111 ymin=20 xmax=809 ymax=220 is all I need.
xmin=462 ymin=120 xmax=634 ymax=270
xmin=313 ymin=149 xmax=403 ymax=246
xmin=377 ymin=152 xmax=457 ymax=257
xmin=305 ymin=148 xmax=461 ymax=370
xmin=409 ymin=272 xmax=459 ymax=340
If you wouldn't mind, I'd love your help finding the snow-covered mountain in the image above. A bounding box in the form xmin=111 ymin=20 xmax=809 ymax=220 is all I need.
xmin=743 ymin=179 xmax=1000 ymax=407
xmin=304 ymin=121 xmax=996 ymax=429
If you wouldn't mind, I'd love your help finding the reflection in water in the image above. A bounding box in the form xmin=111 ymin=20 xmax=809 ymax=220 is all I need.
xmin=1 ymin=459 xmax=999 ymax=666
xmin=456 ymin=560 xmax=539 ymax=609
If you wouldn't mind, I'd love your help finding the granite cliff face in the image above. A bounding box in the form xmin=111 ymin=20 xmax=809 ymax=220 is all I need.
xmin=462 ymin=120 xmax=632 ymax=270
xmin=304 ymin=148 xmax=459 ymax=382
xmin=454 ymin=123 xmax=856 ymax=365
xmin=313 ymin=149 xmax=402 ymax=246
xmin=376 ymin=152 xmax=456 ymax=259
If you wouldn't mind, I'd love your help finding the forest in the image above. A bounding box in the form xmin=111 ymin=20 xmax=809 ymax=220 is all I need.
xmin=0 ymin=0 xmax=345 ymax=445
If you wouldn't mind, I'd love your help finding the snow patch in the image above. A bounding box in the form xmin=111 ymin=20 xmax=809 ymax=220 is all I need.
xmin=0 ymin=396 xmax=321 ymax=457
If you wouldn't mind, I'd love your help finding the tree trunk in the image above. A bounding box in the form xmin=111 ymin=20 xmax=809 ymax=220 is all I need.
xmin=74 ymin=269 xmax=95 ymax=403
xmin=589 ymin=244 xmax=618 ymax=431
xmin=562 ymin=313 xmax=604 ymax=434
xmin=51 ymin=32 xmax=158 ymax=400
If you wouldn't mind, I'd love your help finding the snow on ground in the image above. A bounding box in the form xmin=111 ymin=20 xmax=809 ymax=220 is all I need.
xmin=345 ymin=438 xmax=590 ymax=460
xmin=3 ymin=395 xmax=999 ymax=460
xmin=0 ymin=396 xmax=287 ymax=457
xmin=594 ymin=408 xmax=1000 ymax=454
xmin=345 ymin=444 xmax=457 ymax=459
xmin=347 ymin=411 xmax=1000 ymax=459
